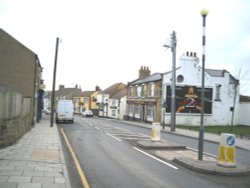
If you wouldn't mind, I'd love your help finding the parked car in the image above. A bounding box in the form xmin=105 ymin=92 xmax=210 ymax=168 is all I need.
xmin=42 ymin=109 xmax=51 ymax=115
xmin=56 ymin=100 xmax=74 ymax=123
xmin=82 ymin=110 xmax=94 ymax=117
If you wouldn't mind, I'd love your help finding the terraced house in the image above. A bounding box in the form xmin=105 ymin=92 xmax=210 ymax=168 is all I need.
xmin=127 ymin=66 xmax=163 ymax=123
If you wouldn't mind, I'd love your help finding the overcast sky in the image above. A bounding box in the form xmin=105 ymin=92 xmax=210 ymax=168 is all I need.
xmin=1 ymin=0 xmax=250 ymax=94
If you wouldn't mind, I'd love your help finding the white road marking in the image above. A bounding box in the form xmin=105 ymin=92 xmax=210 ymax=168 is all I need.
xmin=94 ymin=126 xmax=101 ymax=131
xmin=186 ymin=147 xmax=217 ymax=158
xmin=106 ymin=133 xmax=122 ymax=142
xmin=133 ymin=147 xmax=178 ymax=170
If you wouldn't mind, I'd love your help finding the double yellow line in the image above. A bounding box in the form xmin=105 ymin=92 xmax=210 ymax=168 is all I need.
xmin=60 ymin=128 xmax=90 ymax=188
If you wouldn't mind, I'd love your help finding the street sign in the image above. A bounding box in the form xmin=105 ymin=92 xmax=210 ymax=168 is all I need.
xmin=217 ymin=134 xmax=236 ymax=168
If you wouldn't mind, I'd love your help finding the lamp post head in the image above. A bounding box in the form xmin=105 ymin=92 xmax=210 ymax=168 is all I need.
xmin=200 ymin=9 xmax=209 ymax=17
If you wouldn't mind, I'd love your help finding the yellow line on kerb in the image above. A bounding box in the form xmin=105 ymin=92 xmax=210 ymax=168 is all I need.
xmin=60 ymin=128 xmax=90 ymax=188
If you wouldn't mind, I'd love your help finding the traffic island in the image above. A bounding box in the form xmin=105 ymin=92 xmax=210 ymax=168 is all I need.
xmin=173 ymin=157 xmax=250 ymax=176
xmin=137 ymin=140 xmax=186 ymax=150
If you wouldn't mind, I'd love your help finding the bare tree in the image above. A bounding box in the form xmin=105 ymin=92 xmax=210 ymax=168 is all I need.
xmin=231 ymin=62 xmax=249 ymax=127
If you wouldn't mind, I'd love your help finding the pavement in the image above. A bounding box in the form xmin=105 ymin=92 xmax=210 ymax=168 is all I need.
xmin=0 ymin=119 xmax=71 ymax=188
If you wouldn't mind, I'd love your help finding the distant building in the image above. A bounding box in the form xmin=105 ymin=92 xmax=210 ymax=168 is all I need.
xmin=97 ymin=83 xmax=127 ymax=118
xmin=127 ymin=66 xmax=163 ymax=123
xmin=0 ymin=28 xmax=43 ymax=124
xmin=55 ymin=85 xmax=83 ymax=113
xmin=237 ymin=95 xmax=250 ymax=126
xmin=162 ymin=52 xmax=240 ymax=126
xmin=74 ymin=86 xmax=101 ymax=115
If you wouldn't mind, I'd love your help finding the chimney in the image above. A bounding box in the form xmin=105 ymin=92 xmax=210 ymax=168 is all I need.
xmin=139 ymin=66 xmax=151 ymax=79
xmin=59 ymin=85 xmax=64 ymax=90
xmin=185 ymin=51 xmax=197 ymax=57
xmin=95 ymin=85 xmax=101 ymax=91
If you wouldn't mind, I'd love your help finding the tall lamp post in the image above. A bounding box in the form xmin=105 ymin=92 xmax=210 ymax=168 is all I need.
xmin=198 ymin=9 xmax=208 ymax=160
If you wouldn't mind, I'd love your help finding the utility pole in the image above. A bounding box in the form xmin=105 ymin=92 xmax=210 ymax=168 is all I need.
xmin=50 ymin=37 xmax=60 ymax=127
xmin=198 ymin=9 xmax=208 ymax=160
xmin=164 ymin=31 xmax=177 ymax=132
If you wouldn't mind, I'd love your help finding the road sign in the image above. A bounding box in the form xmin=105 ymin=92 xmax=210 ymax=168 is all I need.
xmin=217 ymin=134 xmax=236 ymax=168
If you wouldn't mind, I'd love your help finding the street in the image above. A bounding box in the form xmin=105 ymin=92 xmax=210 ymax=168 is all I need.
xmin=58 ymin=117 xmax=250 ymax=188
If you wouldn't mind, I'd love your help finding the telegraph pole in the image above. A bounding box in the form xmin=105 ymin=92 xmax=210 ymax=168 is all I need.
xmin=198 ymin=9 xmax=208 ymax=160
xmin=164 ymin=31 xmax=177 ymax=132
xmin=50 ymin=37 xmax=60 ymax=127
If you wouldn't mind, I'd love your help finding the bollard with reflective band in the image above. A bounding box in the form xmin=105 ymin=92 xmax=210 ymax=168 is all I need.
xmin=217 ymin=133 xmax=236 ymax=168
xmin=151 ymin=122 xmax=161 ymax=141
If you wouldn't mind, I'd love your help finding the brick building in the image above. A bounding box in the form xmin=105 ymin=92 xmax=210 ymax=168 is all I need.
xmin=0 ymin=28 xmax=43 ymax=124
xmin=127 ymin=66 xmax=163 ymax=123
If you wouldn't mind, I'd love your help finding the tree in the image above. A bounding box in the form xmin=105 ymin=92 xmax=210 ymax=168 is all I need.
xmin=231 ymin=62 xmax=249 ymax=127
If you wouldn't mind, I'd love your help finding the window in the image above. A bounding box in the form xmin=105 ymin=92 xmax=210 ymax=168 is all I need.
xmin=141 ymin=84 xmax=145 ymax=97
xmin=74 ymin=97 xmax=80 ymax=103
xmin=83 ymin=98 xmax=89 ymax=103
xmin=215 ymin=85 xmax=221 ymax=101
xmin=111 ymin=100 xmax=117 ymax=106
xmin=147 ymin=106 xmax=154 ymax=117
xmin=136 ymin=85 xmax=141 ymax=97
xmin=128 ymin=105 xmax=134 ymax=114
xmin=177 ymin=75 xmax=184 ymax=83
xmin=149 ymin=83 xmax=155 ymax=97
xmin=111 ymin=110 xmax=116 ymax=117
xmin=135 ymin=106 xmax=140 ymax=115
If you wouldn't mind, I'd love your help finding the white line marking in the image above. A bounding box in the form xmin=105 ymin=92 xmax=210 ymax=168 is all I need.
xmin=186 ymin=147 xmax=217 ymax=158
xmin=106 ymin=133 xmax=122 ymax=142
xmin=133 ymin=147 xmax=178 ymax=170
xmin=94 ymin=127 xmax=101 ymax=131
xmin=137 ymin=133 xmax=150 ymax=137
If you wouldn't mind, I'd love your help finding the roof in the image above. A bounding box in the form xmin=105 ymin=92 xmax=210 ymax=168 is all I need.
xmin=100 ymin=83 xmax=127 ymax=98
xmin=55 ymin=87 xmax=83 ymax=99
xmin=82 ymin=91 xmax=95 ymax=97
xmin=240 ymin=95 xmax=250 ymax=103
xmin=205 ymin=69 xmax=228 ymax=77
xmin=130 ymin=73 xmax=162 ymax=85
xmin=112 ymin=87 xmax=127 ymax=99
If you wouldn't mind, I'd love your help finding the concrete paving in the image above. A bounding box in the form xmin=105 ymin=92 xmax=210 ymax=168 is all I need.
xmin=0 ymin=119 xmax=71 ymax=188
xmin=137 ymin=140 xmax=186 ymax=150
xmin=117 ymin=119 xmax=250 ymax=176
xmin=173 ymin=157 xmax=250 ymax=176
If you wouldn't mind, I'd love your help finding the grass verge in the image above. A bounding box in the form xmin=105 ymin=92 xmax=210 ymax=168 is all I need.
xmin=176 ymin=125 xmax=250 ymax=138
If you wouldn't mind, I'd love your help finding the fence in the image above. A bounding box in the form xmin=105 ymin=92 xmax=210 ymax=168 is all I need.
xmin=0 ymin=90 xmax=32 ymax=147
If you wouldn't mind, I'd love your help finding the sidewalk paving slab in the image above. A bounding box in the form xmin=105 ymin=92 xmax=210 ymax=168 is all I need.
xmin=0 ymin=119 xmax=71 ymax=188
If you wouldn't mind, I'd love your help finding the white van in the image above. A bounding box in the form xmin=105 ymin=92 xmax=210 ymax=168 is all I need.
xmin=56 ymin=100 xmax=74 ymax=123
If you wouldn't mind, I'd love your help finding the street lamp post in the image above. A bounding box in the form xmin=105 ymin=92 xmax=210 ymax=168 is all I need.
xmin=198 ymin=9 xmax=208 ymax=160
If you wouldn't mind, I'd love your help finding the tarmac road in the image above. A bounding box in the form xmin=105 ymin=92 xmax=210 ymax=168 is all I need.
xmin=58 ymin=117 xmax=250 ymax=188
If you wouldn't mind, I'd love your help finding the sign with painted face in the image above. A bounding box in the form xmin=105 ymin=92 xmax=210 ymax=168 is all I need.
xmin=166 ymin=85 xmax=213 ymax=114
